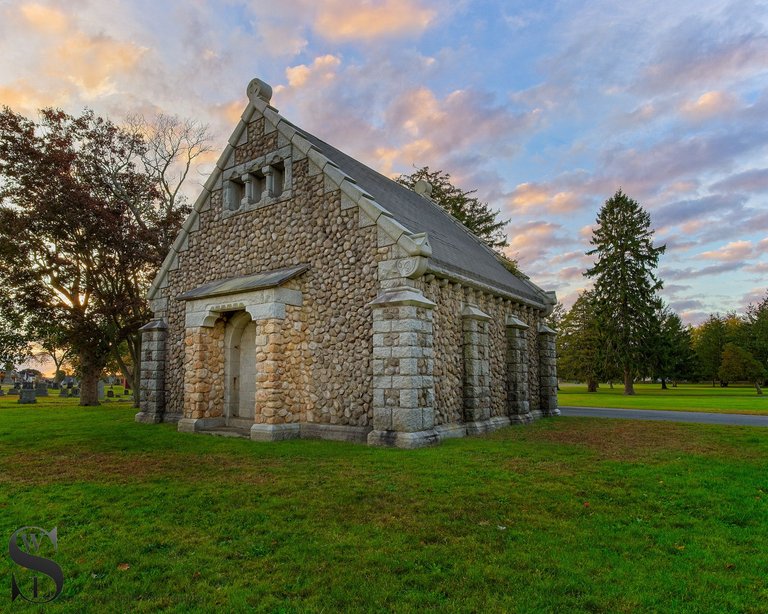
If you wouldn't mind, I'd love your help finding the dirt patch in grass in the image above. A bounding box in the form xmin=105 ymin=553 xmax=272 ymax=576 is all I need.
xmin=0 ymin=450 xmax=283 ymax=485
xmin=533 ymin=420 xmax=733 ymax=461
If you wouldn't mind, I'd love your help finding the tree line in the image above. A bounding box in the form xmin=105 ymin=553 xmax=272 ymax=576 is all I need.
xmin=553 ymin=191 xmax=767 ymax=395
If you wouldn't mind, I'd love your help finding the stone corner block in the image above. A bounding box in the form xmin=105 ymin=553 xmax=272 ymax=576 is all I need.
xmin=177 ymin=418 xmax=200 ymax=433
xmin=367 ymin=429 xmax=440 ymax=449
xmin=250 ymin=423 xmax=301 ymax=442
xmin=135 ymin=411 xmax=162 ymax=424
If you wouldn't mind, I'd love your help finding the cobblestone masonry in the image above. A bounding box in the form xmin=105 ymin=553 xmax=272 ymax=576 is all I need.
xmin=183 ymin=321 xmax=225 ymax=420
xmin=140 ymin=87 xmax=557 ymax=445
xmin=158 ymin=150 xmax=381 ymax=428
xmin=421 ymin=279 xmax=542 ymax=425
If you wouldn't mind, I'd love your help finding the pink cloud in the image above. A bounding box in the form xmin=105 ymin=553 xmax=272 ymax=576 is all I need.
xmin=699 ymin=240 xmax=754 ymax=262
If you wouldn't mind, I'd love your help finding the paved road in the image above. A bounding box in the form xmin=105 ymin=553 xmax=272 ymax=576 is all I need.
xmin=560 ymin=406 xmax=768 ymax=427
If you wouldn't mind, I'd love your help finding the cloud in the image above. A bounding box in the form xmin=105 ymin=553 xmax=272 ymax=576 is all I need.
xmin=710 ymin=168 xmax=768 ymax=194
xmin=700 ymin=240 xmax=755 ymax=262
xmin=314 ymin=0 xmax=437 ymax=41
xmin=670 ymin=298 xmax=704 ymax=311
xmin=662 ymin=261 xmax=746 ymax=280
xmin=284 ymin=54 xmax=341 ymax=88
xmin=507 ymin=182 xmax=582 ymax=214
xmin=19 ymin=3 xmax=68 ymax=33
xmin=680 ymin=90 xmax=738 ymax=120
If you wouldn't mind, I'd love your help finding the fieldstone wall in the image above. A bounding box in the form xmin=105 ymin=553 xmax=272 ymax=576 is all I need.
xmin=183 ymin=321 xmax=225 ymax=420
xmin=156 ymin=118 xmax=381 ymax=428
xmin=255 ymin=305 xmax=309 ymax=425
xmin=421 ymin=278 xmax=543 ymax=425
xmin=144 ymin=108 xmax=555 ymax=441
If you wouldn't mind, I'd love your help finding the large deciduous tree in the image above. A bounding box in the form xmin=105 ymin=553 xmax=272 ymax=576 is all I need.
xmin=0 ymin=107 xmax=207 ymax=405
xmin=718 ymin=343 xmax=765 ymax=395
xmin=585 ymin=189 xmax=666 ymax=395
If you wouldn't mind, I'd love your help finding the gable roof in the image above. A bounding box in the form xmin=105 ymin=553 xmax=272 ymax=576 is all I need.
xmin=292 ymin=125 xmax=548 ymax=305
xmin=148 ymin=78 xmax=554 ymax=311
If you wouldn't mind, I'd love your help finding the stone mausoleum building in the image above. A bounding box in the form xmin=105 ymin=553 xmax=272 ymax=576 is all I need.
xmin=137 ymin=78 xmax=559 ymax=448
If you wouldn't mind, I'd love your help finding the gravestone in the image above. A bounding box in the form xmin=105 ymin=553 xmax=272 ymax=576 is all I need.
xmin=18 ymin=389 xmax=36 ymax=404
xmin=35 ymin=382 xmax=49 ymax=397
xmin=59 ymin=387 xmax=69 ymax=397
xmin=8 ymin=387 xmax=19 ymax=395
xmin=98 ymin=381 xmax=105 ymax=401
xmin=0 ymin=388 xmax=5 ymax=396
xmin=107 ymin=389 xmax=114 ymax=398
xmin=71 ymin=388 xmax=80 ymax=398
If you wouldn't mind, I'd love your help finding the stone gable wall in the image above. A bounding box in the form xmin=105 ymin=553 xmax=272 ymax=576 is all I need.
xmin=159 ymin=120 xmax=382 ymax=426
xmin=152 ymin=113 xmax=548 ymax=432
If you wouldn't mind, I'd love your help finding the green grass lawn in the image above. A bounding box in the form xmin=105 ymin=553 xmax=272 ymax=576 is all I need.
xmin=1 ymin=397 xmax=767 ymax=612
xmin=560 ymin=382 xmax=768 ymax=415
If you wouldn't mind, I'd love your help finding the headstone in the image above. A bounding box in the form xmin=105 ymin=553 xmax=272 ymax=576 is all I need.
xmin=71 ymin=388 xmax=80 ymax=398
xmin=18 ymin=389 xmax=37 ymax=404
xmin=98 ymin=381 xmax=105 ymax=401
xmin=107 ymin=390 xmax=114 ymax=398
xmin=13 ymin=382 xmax=21 ymax=390
xmin=0 ymin=388 xmax=5 ymax=396
xmin=8 ymin=388 xmax=19 ymax=395
xmin=50 ymin=382 xmax=60 ymax=390
xmin=35 ymin=382 xmax=49 ymax=397
xmin=59 ymin=387 xmax=69 ymax=397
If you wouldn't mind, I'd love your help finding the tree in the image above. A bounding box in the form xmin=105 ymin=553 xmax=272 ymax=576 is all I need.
xmin=557 ymin=291 xmax=607 ymax=392
xmin=718 ymin=343 xmax=765 ymax=395
xmin=693 ymin=314 xmax=727 ymax=386
xmin=396 ymin=166 xmax=509 ymax=250
xmin=585 ymin=189 xmax=666 ymax=395
xmin=744 ymin=292 xmax=768 ymax=368
xmin=546 ymin=301 xmax=565 ymax=331
xmin=0 ymin=107 xmax=209 ymax=406
xmin=650 ymin=307 xmax=696 ymax=388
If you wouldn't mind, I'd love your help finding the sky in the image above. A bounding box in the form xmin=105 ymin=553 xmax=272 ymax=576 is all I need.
xmin=0 ymin=0 xmax=766 ymax=325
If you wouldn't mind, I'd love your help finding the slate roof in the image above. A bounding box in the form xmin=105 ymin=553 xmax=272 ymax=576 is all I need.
xmin=291 ymin=124 xmax=548 ymax=306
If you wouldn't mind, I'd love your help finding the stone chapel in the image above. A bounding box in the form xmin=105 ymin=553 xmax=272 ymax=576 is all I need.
xmin=136 ymin=78 xmax=559 ymax=448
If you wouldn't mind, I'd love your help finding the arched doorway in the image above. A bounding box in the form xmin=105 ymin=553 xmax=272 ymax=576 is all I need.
xmin=224 ymin=311 xmax=258 ymax=428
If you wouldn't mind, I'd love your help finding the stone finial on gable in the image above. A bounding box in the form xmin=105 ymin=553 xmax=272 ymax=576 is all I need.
xmin=247 ymin=78 xmax=273 ymax=104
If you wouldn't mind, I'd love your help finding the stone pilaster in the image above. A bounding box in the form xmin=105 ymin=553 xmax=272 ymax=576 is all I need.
xmin=136 ymin=319 xmax=170 ymax=424
xmin=250 ymin=317 xmax=300 ymax=441
xmin=367 ymin=286 xmax=439 ymax=449
xmin=462 ymin=305 xmax=494 ymax=434
xmin=506 ymin=315 xmax=532 ymax=423
xmin=538 ymin=323 xmax=560 ymax=416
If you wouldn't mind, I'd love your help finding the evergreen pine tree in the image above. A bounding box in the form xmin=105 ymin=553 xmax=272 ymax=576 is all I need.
xmin=396 ymin=167 xmax=509 ymax=250
xmin=585 ymin=189 xmax=665 ymax=395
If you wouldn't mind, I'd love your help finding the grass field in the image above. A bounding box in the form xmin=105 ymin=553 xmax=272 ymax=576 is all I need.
xmin=560 ymin=382 xmax=768 ymax=415
xmin=1 ymin=396 xmax=767 ymax=612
